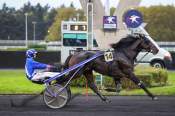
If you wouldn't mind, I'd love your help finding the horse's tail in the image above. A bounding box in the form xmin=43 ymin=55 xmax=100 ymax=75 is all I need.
xmin=63 ymin=54 xmax=73 ymax=69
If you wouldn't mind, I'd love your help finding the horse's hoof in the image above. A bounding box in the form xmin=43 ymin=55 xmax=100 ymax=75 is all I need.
xmin=152 ymin=96 xmax=158 ymax=101
xmin=103 ymin=98 xmax=111 ymax=103
xmin=116 ymin=91 xmax=120 ymax=95
xmin=116 ymin=84 xmax=122 ymax=93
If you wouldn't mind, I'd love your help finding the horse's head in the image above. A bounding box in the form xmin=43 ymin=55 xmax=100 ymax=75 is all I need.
xmin=136 ymin=34 xmax=159 ymax=55
xmin=110 ymin=34 xmax=159 ymax=55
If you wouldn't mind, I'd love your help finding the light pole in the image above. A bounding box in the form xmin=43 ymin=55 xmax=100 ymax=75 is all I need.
xmin=105 ymin=0 xmax=110 ymax=15
xmin=87 ymin=0 xmax=93 ymax=50
xmin=32 ymin=21 xmax=37 ymax=41
xmin=25 ymin=13 xmax=28 ymax=48
xmin=76 ymin=13 xmax=80 ymax=21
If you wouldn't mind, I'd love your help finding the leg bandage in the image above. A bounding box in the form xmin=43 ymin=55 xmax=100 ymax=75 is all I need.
xmin=138 ymin=81 xmax=144 ymax=88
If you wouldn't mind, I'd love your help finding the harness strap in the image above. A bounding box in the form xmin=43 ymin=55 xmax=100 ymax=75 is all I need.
xmin=135 ymin=52 xmax=149 ymax=66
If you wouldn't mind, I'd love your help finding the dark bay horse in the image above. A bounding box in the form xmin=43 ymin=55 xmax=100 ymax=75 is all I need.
xmin=60 ymin=34 xmax=159 ymax=102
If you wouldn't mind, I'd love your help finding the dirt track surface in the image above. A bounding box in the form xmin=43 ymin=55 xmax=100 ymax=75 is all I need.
xmin=0 ymin=95 xmax=175 ymax=116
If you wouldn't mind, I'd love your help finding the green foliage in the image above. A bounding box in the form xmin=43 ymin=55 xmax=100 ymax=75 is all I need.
xmin=121 ymin=74 xmax=153 ymax=89
xmin=45 ymin=7 xmax=85 ymax=41
xmin=4 ymin=44 xmax=46 ymax=51
xmin=45 ymin=7 xmax=76 ymax=41
xmin=0 ymin=69 xmax=174 ymax=95
xmin=0 ymin=2 xmax=56 ymax=40
xmin=1 ymin=4 xmax=175 ymax=42
xmin=28 ymin=44 xmax=46 ymax=50
xmin=70 ymin=76 xmax=87 ymax=87
xmin=65 ymin=66 xmax=168 ymax=90
xmin=5 ymin=48 xmax=28 ymax=51
xmin=135 ymin=66 xmax=168 ymax=86
xmin=102 ymin=74 xmax=153 ymax=89
xmin=44 ymin=5 xmax=175 ymax=42
xmin=102 ymin=66 xmax=168 ymax=89
xmin=138 ymin=5 xmax=175 ymax=41
xmin=110 ymin=7 xmax=116 ymax=16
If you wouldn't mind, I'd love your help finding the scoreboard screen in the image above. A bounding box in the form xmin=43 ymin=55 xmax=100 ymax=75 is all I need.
xmin=63 ymin=33 xmax=98 ymax=47
xmin=70 ymin=25 xmax=87 ymax=31
xmin=61 ymin=21 xmax=98 ymax=47
xmin=63 ymin=33 xmax=87 ymax=46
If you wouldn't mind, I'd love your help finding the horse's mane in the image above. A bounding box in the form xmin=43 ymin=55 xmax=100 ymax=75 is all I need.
xmin=110 ymin=35 xmax=139 ymax=49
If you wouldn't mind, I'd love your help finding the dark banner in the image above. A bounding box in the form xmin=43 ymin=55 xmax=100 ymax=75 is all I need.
xmin=0 ymin=51 xmax=60 ymax=69
xmin=0 ymin=51 xmax=175 ymax=69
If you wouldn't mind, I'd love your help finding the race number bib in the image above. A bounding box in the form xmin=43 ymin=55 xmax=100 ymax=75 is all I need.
xmin=104 ymin=52 xmax=113 ymax=62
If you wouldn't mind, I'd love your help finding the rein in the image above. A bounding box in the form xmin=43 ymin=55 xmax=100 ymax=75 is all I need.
xmin=135 ymin=52 xmax=150 ymax=66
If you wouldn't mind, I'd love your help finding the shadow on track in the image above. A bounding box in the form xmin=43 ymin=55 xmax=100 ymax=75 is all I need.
xmin=10 ymin=92 xmax=81 ymax=108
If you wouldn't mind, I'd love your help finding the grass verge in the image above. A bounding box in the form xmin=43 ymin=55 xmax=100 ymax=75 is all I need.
xmin=0 ymin=69 xmax=174 ymax=95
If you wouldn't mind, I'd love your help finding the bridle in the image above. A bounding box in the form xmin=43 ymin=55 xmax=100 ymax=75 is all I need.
xmin=134 ymin=35 xmax=152 ymax=66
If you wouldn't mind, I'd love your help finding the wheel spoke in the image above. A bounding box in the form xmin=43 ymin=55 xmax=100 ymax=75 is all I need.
xmin=55 ymin=88 xmax=64 ymax=95
xmin=47 ymin=98 xmax=56 ymax=104
xmin=58 ymin=95 xmax=67 ymax=100
xmin=45 ymin=92 xmax=54 ymax=98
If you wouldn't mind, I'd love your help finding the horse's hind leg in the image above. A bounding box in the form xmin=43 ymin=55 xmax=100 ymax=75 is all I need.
xmin=84 ymin=71 xmax=110 ymax=103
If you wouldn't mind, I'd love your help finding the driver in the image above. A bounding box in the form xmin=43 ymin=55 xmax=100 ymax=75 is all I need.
xmin=25 ymin=49 xmax=60 ymax=83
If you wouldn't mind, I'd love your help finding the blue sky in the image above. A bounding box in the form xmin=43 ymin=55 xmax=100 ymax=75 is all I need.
xmin=0 ymin=0 xmax=175 ymax=9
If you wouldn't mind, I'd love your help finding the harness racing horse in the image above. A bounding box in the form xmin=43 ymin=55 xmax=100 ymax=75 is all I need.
xmin=59 ymin=34 xmax=159 ymax=102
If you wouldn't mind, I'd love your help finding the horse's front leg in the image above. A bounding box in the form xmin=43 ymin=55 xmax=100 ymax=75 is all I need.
xmin=84 ymin=71 xmax=111 ymax=103
xmin=124 ymin=69 xmax=157 ymax=100
xmin=114 ymin=78 xmax=122 ymax=94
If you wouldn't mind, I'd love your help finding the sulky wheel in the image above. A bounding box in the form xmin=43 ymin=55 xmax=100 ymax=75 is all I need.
xmin=43 ymin=84 xmax=69 ymax=109
xmin=66 ymin=86 xmax=72 ymax=103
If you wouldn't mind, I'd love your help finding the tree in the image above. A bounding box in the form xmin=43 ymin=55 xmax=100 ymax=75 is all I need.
xmin=138 ymin=5 xmax=175 ymax=41
xmin=110 ymin=7 xmax=116 ymax=16
xmin=0 ymin=2 xmax=55 ymax=40
xmin=45 ymin=7 xmax=85 ymax=41
xmin=0 ymin=3 xmax=18 ymax=40
xmin=70 ymin=2 xmax=75 ymax=8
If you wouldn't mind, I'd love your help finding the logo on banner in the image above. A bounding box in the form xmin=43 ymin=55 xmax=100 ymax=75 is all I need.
xmin=123 ymin=10 xmax=143 ymax=28
xmin=103 ymin=16 xmax=117 ymax=30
